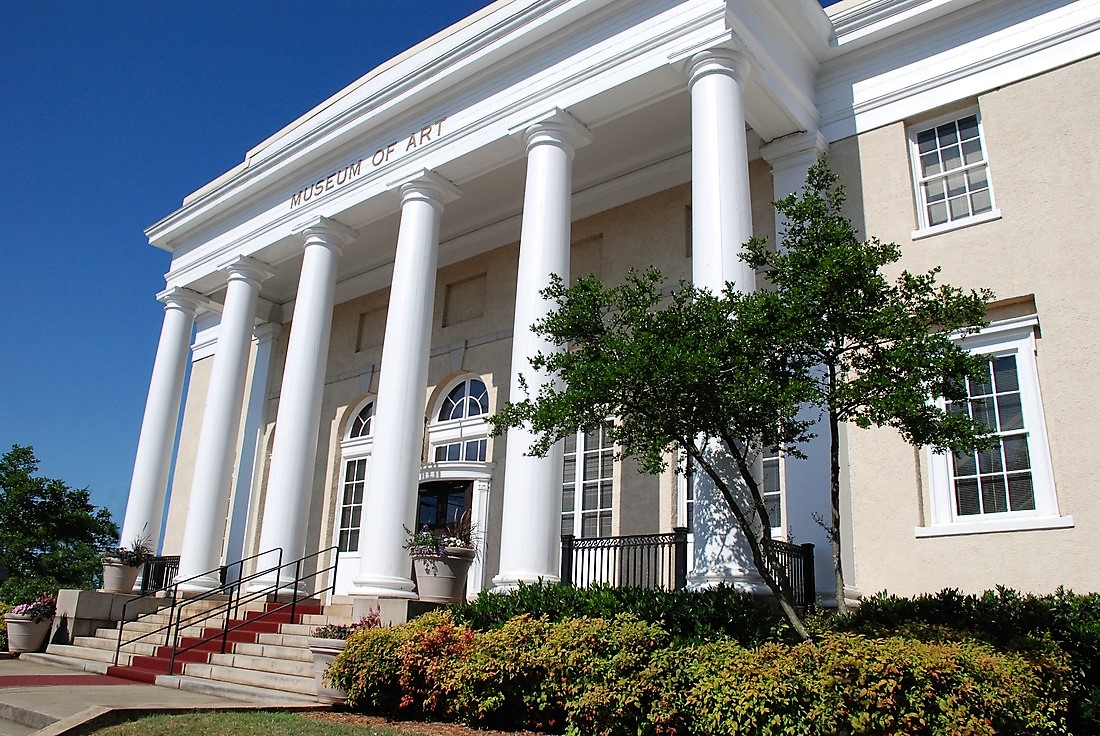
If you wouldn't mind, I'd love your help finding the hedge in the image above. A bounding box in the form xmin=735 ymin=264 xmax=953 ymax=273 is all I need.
xmin=329 ymin=611 xmax=1070 ymax=736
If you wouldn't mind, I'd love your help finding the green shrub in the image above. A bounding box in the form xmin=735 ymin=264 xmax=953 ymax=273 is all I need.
xmin=684 ymin=634 xmax=1069 ymax=736
xmin=0 ymin=601 xmax=11 ymax=651
xmin=831 ymin=587 xmax=1100 ymax=732
xmin=449 ymin=582 xmax=789 ymax=646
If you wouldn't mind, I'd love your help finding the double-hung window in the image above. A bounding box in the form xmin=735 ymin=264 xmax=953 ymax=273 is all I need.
xmin=919 ymin=318 xmax=1071 ymax=536
xmin=909 ymin=110 xmax=1000 ymax=237
xmin=561 ymin=422 xmax=615 ymax=539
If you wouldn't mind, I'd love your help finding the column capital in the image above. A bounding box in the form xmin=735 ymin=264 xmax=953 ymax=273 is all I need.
xmin=293 ymin=215 xmax=359 ymax=251
xmin=759 ymin=130 xmax=829 ymax=170
xmin=509 ymin=107 xmax=594 ymax=156
xmin=685 ymin=48 xmax=750 ymax=89
xmin=252 ymin=322 xmax=282 ymax=345
xmin=388 ymin=168 xmax=461 ymax=208
xmin=156 ymin=286 xmax=205 ymax=314
xmin=221 ymin=255 xmax=275 ymax=285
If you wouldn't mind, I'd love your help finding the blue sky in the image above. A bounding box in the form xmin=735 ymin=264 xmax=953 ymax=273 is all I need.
xmin=0 ymin=0 xmax=840 ymax=531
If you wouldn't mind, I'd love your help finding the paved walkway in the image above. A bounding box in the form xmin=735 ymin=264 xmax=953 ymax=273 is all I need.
xmin=0 ymin=656 xmax=312 ymax=735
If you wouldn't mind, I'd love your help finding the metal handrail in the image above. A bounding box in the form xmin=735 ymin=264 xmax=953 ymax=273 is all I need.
xmin=561 ymin=528 xmax=689 ymax=590
xmin=166 ymin=546 xmax=339 ymax=675
xmin=114 ymin=548 xmax=282 ymax=665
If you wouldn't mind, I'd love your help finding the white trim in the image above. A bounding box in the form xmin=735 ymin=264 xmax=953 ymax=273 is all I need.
xmin=922 ymin=322 xmax=1067 ymax=537
xmin=916 ymin=514 xmax=1074 ymax=538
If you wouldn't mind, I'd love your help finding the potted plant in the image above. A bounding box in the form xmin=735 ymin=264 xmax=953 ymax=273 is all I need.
xmin=308 ymin=608 xmax=381 ymax=703
xmin=4 ymin=596 xmax=56 ymax=653
xmin=101 ymin=532 xmax=154 ymax=594
xmin=404 ymin=520 xmax=477 ymax=604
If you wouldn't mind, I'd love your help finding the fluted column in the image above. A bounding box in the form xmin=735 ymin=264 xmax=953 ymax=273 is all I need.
xmin=688 ymin=48 xmax=755 ymax=294
xmin=352 ymin=170 xmax=460 ymax=598
xmin=176 ymin=257 xmax=273 ymax=591
xmin=493 ymin=109 xmax=592 ymax=591
xmin=256 ymin=216 xmax=357 ymax=588
xmin=685 ymin=48 xmax=763 ymax=591
xmin=120 ymin=287 xmax=203 ymax=552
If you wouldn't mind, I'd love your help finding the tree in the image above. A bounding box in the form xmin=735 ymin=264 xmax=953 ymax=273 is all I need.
xmin=0 ymin=445 xmax=119 ymax=602
xmin=740 ymin=158 xmax=994 ymax=614
xmin=490 ymin=270 xmax=821 ymax=640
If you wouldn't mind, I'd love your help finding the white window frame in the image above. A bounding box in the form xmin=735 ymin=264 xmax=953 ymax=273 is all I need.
xmin=918 ymin=317 xmax=1072 ymax=537
xmin=908 ymin=108 xmax=1001 ymax=240
xmin=334 ymin=399 xmax=375 ymax=555
xmin=428 ymin=376 xmax=490 ymax=464
xmin=561 ymin=422 xmax=616 ymax=540
xmin=677 ymin=450 xmax=784 ymax=539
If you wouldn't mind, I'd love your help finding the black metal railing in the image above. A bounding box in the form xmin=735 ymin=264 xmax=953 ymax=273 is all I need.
xmin=114 ymin=546 xmax=340 ymax=672
xmin=561 ymin=528 xmax=688 ymax=590
xmin=139 ymin=556 xmax=180 ymax=594
xmin=762 ymin=539 xmax=816 ymax=610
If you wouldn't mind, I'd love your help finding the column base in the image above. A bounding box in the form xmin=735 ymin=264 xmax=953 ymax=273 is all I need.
xmin=686 ymin=569 xmax=771 ymax=596
xmin=350 ymin=574 xmax=417 ymax=599
xmin=246 ymin=573 xmax=307 ymax=597
xmin=174 ymin=573 xmax=225 ymax=595
xmin=490 ymin=571 xmax=562 ymax=593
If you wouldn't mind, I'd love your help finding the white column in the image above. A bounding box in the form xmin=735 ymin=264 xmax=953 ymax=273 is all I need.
xmin=223 ymin=322 xmax=281 ymax=583
xmin=493 ymin=109 xmax=592 ymax=591
xmin=685 ymin=48 xmax=763 ymax=591
xmin=688 ymin=48 xmax=755 ymax=294
xmin=760 ymin=130 xmax=839 ymax=604
xmin=352 ymin=170 xmax=460 ymax=598
xmin=120 ymin=287 xmax=203 ymax=551
xmin=176 ymin=257 xmax=273 ymax=591
xmin=256 ymin=217 xmax=357 ymax=588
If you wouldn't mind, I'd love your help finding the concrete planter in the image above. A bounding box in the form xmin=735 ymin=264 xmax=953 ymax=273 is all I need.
xmin=4 ymin=613 xmax=52 ymax=653
xmin=412 ymin=546 xmax=476 ymax=603
xmin=308 ymin=636 xmax=349 ymax=703
xmin=101 ymin=560 xmax=142 ymax=594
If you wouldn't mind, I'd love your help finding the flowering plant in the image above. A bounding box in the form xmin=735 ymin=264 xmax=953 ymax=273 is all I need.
xmin=403 ymin=520 xmax=477 ymax=557
xmin=10 ymin=596 xmax=56 ymax=623
xmin=311 ymin=607 xmax=382 ymax=640
xmin=104 ymin=529 xmax=154 ymax=567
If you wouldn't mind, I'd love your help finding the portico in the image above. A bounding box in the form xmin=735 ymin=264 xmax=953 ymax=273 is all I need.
xmin=124 ymin=0 xmax=832 ymax=602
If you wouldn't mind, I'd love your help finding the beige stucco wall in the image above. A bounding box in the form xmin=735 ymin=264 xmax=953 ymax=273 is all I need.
xmin=834 ymin=53 xmax=1100 ymax=596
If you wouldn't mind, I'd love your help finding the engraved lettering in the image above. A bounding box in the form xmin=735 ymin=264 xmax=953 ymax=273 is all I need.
xmin=419 ymin=126 xmax=432 ymax=144
xmin=349 ymin=159 xmax=362 ymax=177
xmin=291 ymin=191 xmax=302 ymax=207
xmin=405 ymin=134 xmax=418 ymax=152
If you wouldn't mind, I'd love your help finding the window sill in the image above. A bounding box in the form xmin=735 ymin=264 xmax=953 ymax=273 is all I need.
xmin=911 ymin=209 xmax=1002 ymax=240
xmin=915 ymin=514 xmax=1074 ymax=538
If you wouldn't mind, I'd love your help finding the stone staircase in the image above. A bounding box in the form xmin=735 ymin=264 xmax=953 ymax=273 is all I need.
xmin=25 ymin=597 xmax=354 ymax=704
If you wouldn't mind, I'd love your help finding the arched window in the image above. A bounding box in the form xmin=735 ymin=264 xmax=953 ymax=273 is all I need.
xmin=336 ymin=401 xmax=374 ymax=553
xmin=437 ymin=378 xmax=489 ymax=422
xmin=429 ymin=377 xmax=489 ymax=463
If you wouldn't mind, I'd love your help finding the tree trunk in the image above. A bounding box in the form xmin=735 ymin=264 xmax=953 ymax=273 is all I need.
xmin=828 ymin=368 xmax=848 ymax=615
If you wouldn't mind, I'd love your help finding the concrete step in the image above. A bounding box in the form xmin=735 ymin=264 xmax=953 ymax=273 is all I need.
xmin=256 ymin=632 xmax=309 ymax=648
xmin=207 ymin=652 xmax=312 ymax=678
xmin=274 ymin=623 xmax=314 ymax=636
xmin=158 ymin=674 xmax=318 ymax=705
xmin=232 ymin=642 xmax=312 ymax=662
xmin=72 ymin=635 xmax=159 ymax=656
xmin=0 ymin=716 xmax=39 ymax=736
xmin=181 ymin=661 xmax=315 ymax=696
xmin=44 ymin=644 xmax=132 ymax=666
xmin=19 ymin=652 xmax=108 ymax=676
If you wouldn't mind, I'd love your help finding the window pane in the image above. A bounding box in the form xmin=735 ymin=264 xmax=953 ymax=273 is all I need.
xmin=561 ymin=513 xmax=573 ymax=537
xmin=598 ymin=511 xmax=612 ymax=538
xmin=562 ymin=487 xmax=574 ymax=513
xmin=600 ymin=453 xmax=614 ymax=478
xmin=955 ymin=478 xmax=980 ymax=515
xmin=969 ymin=364 xmax=993 ymax=397
xmin=946 ymin=173 xmax=967 ymax=198
xmin=469 ymin=380 xmax=488 ymax=415
xmin=961 ymin=138 xmax=984 ymax=165
xmin=942 ymin=144 xmax=962 ymax=171
xmin=957 ymin=115 xmax=979 ymax=140
xmin=434 ymin=446 xmax=446 ymax=462
xmin=564 ymin=432 xmax=576 ymax=453
xmin=968 ymin=165 xmax=989 ymax=191
xmin=581 ymin=514 xmax=597 ymax=538
xmin=1008 ymin=474 xmax=1036 ymax=511
xmin=1002 ymin=435 xmax=1031 ymax=472
xmin=952 ymin=449 xmax=976 ymax=477
xmin=997 ymin=394 xmax=1024 ymax=431
xmin=763 ymin=459 xmax=780 ymax=494
xmin=992 ymin=356 xmax=1018 ymax=392
xmin=937 ymin=122 xmax=958 ymax=146
xmin=350 ymin=483 xmax=364 ymax=505
xmin=764 ymin=496 xmax=781 ymax=529
xmin=978 ymin=446 xmax=1003 ymax=474
xmin=971 ymin=188 xmax=992 ymax=214
xmin=924 ymin=179 xmax=945 ymax=202
xmin=949 ymin=195 xmax=970 ymax=220
xmin=971 ymin=396 xmax=996 ymax=430
xmin=917 ymin=128 xmax=937 ymax=153
xmin=920 ymin=152 xmax=941 ymax=176
xmin=981 ymin=475 xmax=1008 ymax=514
xmin=928 ymin=201 xmax=949 ymax=226
xmin=599 ymin=480 xmax=613 ymax=508
xmin=563 ymin=456 xmax=575 ymax=483
xmin=582 ymin=483 xmax=598 ymax=511
xmin=583 ymin=452 xmax=599 ymax=480
xmin=584 ymin=429 xmax=600 ymax=451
